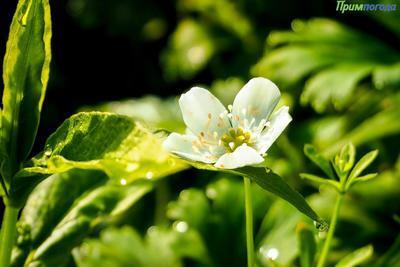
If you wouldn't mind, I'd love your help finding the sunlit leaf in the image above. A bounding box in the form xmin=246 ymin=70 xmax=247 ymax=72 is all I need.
xmin=82 ymin=96 xmax=185 ymax=133
xmin=349 ymin=150 xmax=379 ymax=180
xmin=372 ymin=63 xmax=400 ymax=89
xmin=11 ymin=112 xmax=187 ymax=206
xmin=301 ymin=64 xmax=372 ymax=112
xmin=335 ymin=244 xmax=373 ymax=267
xmin=0 ymin=0 xmax=52 ymax=187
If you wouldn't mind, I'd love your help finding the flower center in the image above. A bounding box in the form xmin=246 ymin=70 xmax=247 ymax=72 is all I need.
xmin=220 ymin=127 xmax=252 ymax=153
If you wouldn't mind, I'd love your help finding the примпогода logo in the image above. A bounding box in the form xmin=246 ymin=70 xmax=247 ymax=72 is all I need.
xmin=336 ymin=1 xmax=397 ymax=13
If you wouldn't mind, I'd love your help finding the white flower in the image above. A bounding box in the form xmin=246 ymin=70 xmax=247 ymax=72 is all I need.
xmin=163 ymin=77 xmax=292 ymax=169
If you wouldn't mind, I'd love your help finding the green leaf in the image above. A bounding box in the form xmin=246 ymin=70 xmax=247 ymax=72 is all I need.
xmin=0 ymin=0 xmax=52 ymax=183
xmin=10 ymin=112 xmax=187 ymax=206
xmin=333 ymin=143 xmax=356 ymax=181
xmin=257 ymin=200 xmax=303 ymax=265
xmin=167 ymin=189 xmax=211 ymax=231
xmin=301 ymin=64 xmax=372 ymax=112
xmin=190 ymin=162 xmax=326 ymax=227
xmin=15 ymin=173 xmax=152 ymax=267
xmin=11 ymin=170 xmax=107 ymax=266
xmin=336 ymin=245 xmax=373 ymax=267
xmin=347 ymin=173 xmax=378 ymax=191
xmin=253 ymin=18 xmax=400 ymax=112
xmin=349 ymin=150 xmax=378 ymax=180
xmin=237 ymin=167 xmax=326 ymax=227
xmin=73 ymin=226 xmax=208 ymax=267
xmin=297 ymin=223 xmax=316 ymax=267
xmin=304 ymin=144 xmax=335 ymax=179
xmin=324 ymin=100 xmax=400 ymax=156
xmin=299 ymin=173 xmax=340 ymax=191
xmin=82 ymin=96 xmax=185 ymax=133
xmin=373 ymin=63 xmax=400 ymax=89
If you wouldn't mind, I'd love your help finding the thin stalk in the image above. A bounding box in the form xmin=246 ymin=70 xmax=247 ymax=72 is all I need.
xmin=0 ymin=204 xmax=19 ymax=267
xmin=316 ymin=194 xmax=344 ymax=267
xmin=243 ymin=177 xmax=254 ymax=267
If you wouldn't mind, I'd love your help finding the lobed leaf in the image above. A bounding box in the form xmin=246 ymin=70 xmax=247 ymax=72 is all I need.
xmin=10 ymin=112 xmax=187 ymax=206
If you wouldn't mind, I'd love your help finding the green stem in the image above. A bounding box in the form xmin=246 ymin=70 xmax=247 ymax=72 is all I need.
xmin=243 ymin=177 xmax=254 ymax=267
xmin=316 ymin=194 xmax=344 ymax=267
xmin=0 ymin=204 xmax=19 ymax=267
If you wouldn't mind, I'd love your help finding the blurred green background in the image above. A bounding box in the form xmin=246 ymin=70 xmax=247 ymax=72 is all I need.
xmin=1 ymin=0 xmax=400 ymax=266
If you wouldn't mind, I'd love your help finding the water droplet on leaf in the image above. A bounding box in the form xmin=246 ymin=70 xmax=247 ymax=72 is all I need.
xmin=314 ymin=220 xmax=329 ymax=232
xmin=146 ymin=171 xmax=154 ymax=179
xmin=259 ymin=245 xmax=279 ymax=261
xmin=174 ymin=221 xmax=189 ymax=233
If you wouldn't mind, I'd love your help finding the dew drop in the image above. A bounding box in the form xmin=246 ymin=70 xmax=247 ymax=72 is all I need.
xmin=206 ymin=188 xmax=217 ymax=199
xmin=120 ymin=178 xmax=127 ymax=186
xmin=259 ymin=245 xmax=279 ymax=261
xmin=125 ymin=163 xmax=139 ymax=172
xmin=146 ymin=171 xmax=154 ymax=179
xmin=314 ymin=220 xmax=329 ymax=232
xmin=174 ymin=221 xmax=189 ymax=233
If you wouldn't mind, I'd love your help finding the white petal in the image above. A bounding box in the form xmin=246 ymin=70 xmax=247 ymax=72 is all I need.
xmin=179 ymin=87 xmax=230 ymax=138
xmin=163 ymin=133 xmax=218 ymax=163
xmin=232 ymin=77 xmax=281 ymax=128
xmin=214 ymin=145 xmax=264 ymax=169
xmin=257 ymin=106 xmax=292 ymax=154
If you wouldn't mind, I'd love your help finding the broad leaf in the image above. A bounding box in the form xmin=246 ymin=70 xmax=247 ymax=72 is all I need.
xmin=1 ymin=0 xmax=52 ymax=185
xmin=301 ymin=64 xmax=372 ymax=112
xmin=336 ymin=245 xmax=373 ymax=267
xmin=252 ymin=18 xmax=400 ymax=112
xmin=10 ymin=112 xmax=187 ymax=206
xmin=12 ymin=170 xmax=153 ymax=267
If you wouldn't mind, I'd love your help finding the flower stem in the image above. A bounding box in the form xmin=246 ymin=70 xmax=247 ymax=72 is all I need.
xmin=316 ymin=194 xmax=344 ymax=267
xmin=0 ymin=204 xmax=19 ymax=267
xmin=243 ymin=177 xmax=255 ymax=267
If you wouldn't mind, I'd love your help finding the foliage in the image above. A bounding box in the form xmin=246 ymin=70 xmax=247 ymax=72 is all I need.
xmin=0 ymin=0 xmax=399 ymax=266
